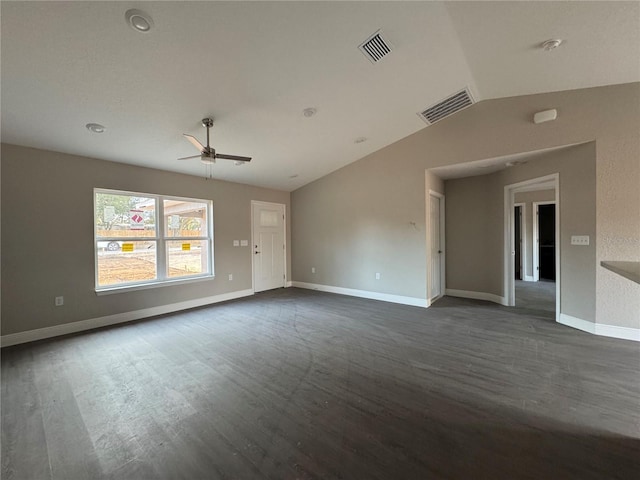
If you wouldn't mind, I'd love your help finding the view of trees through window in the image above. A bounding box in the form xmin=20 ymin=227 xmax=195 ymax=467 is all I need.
xmin=95 ymin=190 xmax=212 ymax=288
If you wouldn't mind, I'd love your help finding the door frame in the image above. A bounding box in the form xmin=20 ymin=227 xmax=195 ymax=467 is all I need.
xmin=251 ymin=200 xmax=287 ymax=293
xmin=532 ymin=201 xmax=557 ymax=282
xmin=504 ymin=174 xmax=559 ymax=320
xmin=514 ymin=202 xmax=526 ymax=281
xmin=426 ymin=190 xmax=446 ymax=306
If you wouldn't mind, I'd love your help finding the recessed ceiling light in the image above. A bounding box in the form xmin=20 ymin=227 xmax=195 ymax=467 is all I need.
xmin=86 ymin=123 xmax=106 ymax=133
xmin=541 ymin=39 xmax=563 ymax=51
xmin=303 ymin=107 xmax=317 ymax=118
xmin=125 ymin=9 xmax=154 ymax=33
xmin=354 ymin=137 xmax=367 ymax=144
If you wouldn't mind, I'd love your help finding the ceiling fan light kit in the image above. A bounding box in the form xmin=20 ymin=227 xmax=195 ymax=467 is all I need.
xmin=179 ymin=117 xmax=252 ymax=166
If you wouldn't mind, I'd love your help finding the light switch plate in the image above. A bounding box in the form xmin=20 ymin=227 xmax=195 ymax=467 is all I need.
xmin=571 ymin=235 xmax=590 ymax=246
xmin=233 ymin=240 xmax=240 ymax=247
xmin=240 ymin=240 xmax=248 ymax=247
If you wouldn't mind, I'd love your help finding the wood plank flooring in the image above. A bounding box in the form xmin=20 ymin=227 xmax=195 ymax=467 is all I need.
xmin=2 ymin=288 xmax=639 ymax=479
xmin=515 ymin=279 xmax=555 ymax=315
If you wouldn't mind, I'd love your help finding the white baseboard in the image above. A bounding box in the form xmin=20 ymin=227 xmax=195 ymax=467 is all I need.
xmin=445 ymin=289 xmax=508 ymax=306
xmin=558 ymin=313 xmax=639 ymax=342
xmin=524 ymin=275 xmax=535 ymax=282
xmin=595 ymin=323 xmax=640 ymax=342
xmin=558 ymin=313 xmax=596 ymax=334
xmin=285 ymin=281 xmax=293 ymax=287
xmin=1 ymin=289 xmax=254 ymax=348
xmin=291 ymin=281 xmax=427 ymax=308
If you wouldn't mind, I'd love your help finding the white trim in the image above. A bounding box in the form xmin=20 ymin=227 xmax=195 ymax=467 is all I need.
xmin=558 ymin=313 xmax=596 ymax=334
xmin=1 ymin=289 xmax=254 ymax=348
xmin=292 ymin=281 xmax=427 ymax=307
xmin=285 ymin=281 xmax=293 ymax=287
xmin=251 ymin=200 xmax=287 ymax=293
xmin=426 ymin=188 xmax=446 ymax=307
xmin=504 ymin=173 xmax=560 ymax=320
xmin=95 ymin=273 xmax=214 ymax=295
xmin=523 ymin=275 xmax=535 ymax=282
xmin=595 ymin=324 xmax=640 ymax=342
xmin=445 ymin=288 xmax=508 ymax=306
xmin=558 ymin=314 xmax=640 ymax=341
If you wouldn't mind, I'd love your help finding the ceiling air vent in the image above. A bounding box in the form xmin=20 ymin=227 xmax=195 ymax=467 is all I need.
xmin=418 ymin=88 xmax=475 ymax=125
xmin=359 ymin=30 xmax=392 ymax=64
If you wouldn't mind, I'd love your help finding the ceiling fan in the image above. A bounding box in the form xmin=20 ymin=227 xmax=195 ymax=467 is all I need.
xmin=179 ymin=118 xmax=251 ymax=165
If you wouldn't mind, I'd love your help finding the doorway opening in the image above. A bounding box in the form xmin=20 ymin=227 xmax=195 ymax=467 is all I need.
xmin=534 ymin=202 xmax=556 ymax=282
xmin=504 ymin=174 xmax=559 ymax=320
xmin=514 ymin=203 xmax=524 ymax=281
xmin=427 ymin=190 xmax=445 ymax=306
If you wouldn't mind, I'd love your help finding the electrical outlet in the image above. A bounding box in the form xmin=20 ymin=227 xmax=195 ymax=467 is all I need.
xmin=228 ymin=274 xmax=233 ymax=281
xmin=311 ymin=267 xmax=316 ymax=274
xmin=375 ymin=272 xmax=381 ymax=280
xmin=55 ymin=296 xmax=64 ymax=306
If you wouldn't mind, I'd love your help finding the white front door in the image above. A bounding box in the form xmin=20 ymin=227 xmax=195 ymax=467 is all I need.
xmin=430 ymin=194 xmax=442 ymax=301
xmin=252 ymin=201 xmax=285 ymax=292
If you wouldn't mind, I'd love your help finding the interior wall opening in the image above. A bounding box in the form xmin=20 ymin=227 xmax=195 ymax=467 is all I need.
xmin=506 ymin=177 xmax=559 ymax=321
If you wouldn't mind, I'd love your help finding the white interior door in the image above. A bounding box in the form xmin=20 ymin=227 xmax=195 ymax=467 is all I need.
xmin=430 ymin=194 xmax=442 ymax=301
xmin=252 ymin=201 xmax=285 ymax=292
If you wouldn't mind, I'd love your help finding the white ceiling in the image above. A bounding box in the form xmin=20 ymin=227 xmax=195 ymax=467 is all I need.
xmin=2 ymin=1 xmax=638 ymax=191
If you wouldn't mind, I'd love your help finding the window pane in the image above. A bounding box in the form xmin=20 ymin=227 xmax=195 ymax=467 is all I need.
xmin=164 ymin=200 xmax=208 ymax=237
xmin=97 ymin=241 xmax=157 ymax=286
xmin=167 ymin=240 xmax=209 ymax=278
xmin=95 ymin=193 xmax=156 ymax=238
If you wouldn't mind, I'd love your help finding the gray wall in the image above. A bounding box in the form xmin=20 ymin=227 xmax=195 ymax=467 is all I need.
xmin=1 ymin=144 xmax=290 ymax=336
xmin=445 ymin=143 xmax=596 ymax=322
xmin=291 ymin=155 xmax=427 ymax=298
xmin=514 ymin=189 xmax=556 ymax=279
xmin=291 ymin=82 xmax=640 ymax=328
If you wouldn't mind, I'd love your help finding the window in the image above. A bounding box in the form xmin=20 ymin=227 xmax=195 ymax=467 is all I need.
xmin=94 ymin=189 xmax=213 ymax=291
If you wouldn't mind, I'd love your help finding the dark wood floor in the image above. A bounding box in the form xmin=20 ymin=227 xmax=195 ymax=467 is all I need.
xmin=515 ymin=279 xmax=556 ymax=316
xmin=2 ymin=288 xmax=639 ymax=479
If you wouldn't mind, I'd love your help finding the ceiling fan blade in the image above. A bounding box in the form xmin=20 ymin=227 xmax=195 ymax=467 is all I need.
xmin=215 ymin=153 xmax=252 ymax=162
xmin=183 ymin=134 xmax=205 ymax=152
xmin=177 ymin=155 xmax=201 ymax=160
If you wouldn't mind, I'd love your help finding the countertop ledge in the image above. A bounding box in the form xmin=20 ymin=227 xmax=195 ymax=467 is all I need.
xmin=600 ymin=261 xmax=640 ymax=285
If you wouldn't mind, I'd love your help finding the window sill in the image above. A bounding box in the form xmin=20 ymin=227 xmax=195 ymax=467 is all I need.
xmin=95 ymin=274 xmax=215 ymax=296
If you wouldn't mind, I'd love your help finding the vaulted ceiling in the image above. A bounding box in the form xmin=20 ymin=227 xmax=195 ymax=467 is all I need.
xmin=2 ymin=1 xmax=638 ymax=191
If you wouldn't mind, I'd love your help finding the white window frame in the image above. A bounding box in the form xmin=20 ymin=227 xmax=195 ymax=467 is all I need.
xmin=94 ymin=188 xmax=214 ymax=294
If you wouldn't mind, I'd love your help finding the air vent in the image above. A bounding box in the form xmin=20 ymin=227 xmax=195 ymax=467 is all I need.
xmin=418 ymin=88 xmax=475 ymax=125
xmin=359 ymin=30 xmax=392 ymax=64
